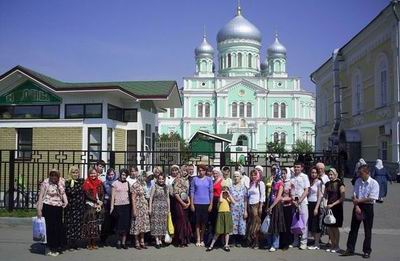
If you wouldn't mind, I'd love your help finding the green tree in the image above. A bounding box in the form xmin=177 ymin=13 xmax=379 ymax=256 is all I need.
xmin=292 ymin=139 xmax=313 ymax=154
xmin=266 ymin=141 xmax=287 ymax=153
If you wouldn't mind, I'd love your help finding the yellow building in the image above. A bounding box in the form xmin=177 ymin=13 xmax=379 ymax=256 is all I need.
xmin=311 ymin=2 xmax=400 ymax=173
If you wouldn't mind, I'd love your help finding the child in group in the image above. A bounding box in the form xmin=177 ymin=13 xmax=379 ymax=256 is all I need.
xmin=206 ymin=182 xmax=235 ymax=252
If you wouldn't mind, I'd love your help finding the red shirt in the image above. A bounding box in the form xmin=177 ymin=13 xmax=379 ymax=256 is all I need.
xmin=213 ymin=179 xmax=222 ymax=198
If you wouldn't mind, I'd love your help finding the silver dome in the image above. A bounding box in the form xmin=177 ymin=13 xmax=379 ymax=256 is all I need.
xmin=267 ymin=34 xmax=287 ymax=58
xmin=195 ymin=36 xmax=214 ymax=57
xmin=217 ymin=6 xmax=262 ymax=43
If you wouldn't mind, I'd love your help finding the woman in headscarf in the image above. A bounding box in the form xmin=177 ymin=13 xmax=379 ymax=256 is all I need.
xmin=351 ymin=158 xmax=367 ymax=185
xmin=230 ymin=171 xmax=248 ymax=247
xmin=64 ymin=166 xmax=85 ymax=251
xmin=82 ymin=168 xmax=104 ymax=250
xmin=172 ymin=165 xmax=192 ymax=247
xmin=209 ymin=167 xmax=223 ymax=239
xmin=149 ymin=174 xmax=170 ymax=248
xmin=130 ymin=172 xmax=150 ymax=249
xmin=279 ymin=167 xmax=293 ymax=250
xmin=246 ymin=169 xmax=266 ymax=249
xmin=266 ymin=165 xmax=286 ymax=252
xmin=372 ymin=159 xmax=391 ymax=202
xmin=100 ymin=168 xmax=118 ymax=246
xmin=110 ymin=168 xmax=131 ymax=249
xmin=37 ymin=169 xmax=68 ymax=256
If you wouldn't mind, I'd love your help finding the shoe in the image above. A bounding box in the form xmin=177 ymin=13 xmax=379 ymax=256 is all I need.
xmin=155 ymin=244 xmax=161 ymax=249
xmin=330 ymin=248 xmax=340 ymax=253
xmin=123 ymin=244 xmax=128 ymax=250
xmin=200 ymin=241 xmax=205 ymax=247
xmin=362 ymin=253 xmax=370 ymax=259
xmin=269 ymin=247 xmax=276 ymax=252
xmin=87 ymin=245 xmax=93 ymax=250
xmin=135 ymin=244 xmax=142 ymax=250
xmin=235 ymin=243 xmax=242 ymax=248
xmin=47 ymin=251 xmax=59 ymax=257
xmin=196 ymin=242 xmax=201 ymax=247
xmin=288 ymin=245 xmax=293 ymax=248
xmin=307 ymin=246 xmax=320 ymax=250
xmin=92 ymin=244 xmax=98 ymax=250
xmin=116 ymin=243 xmax=121 ymax=250
xmin=300 ymin=244 xmax=307 ymax=250
xmin=140 ymin=244 xmax=147 ymax=249
xmin=341 ymin=250 xmax=355 ymax=256
xmin=206 ymin=246 xmax=214 ymax=252
xmin=223 ymin=246 xmax=231 ymax=252
xmin=325 ymin=248 xmax=331 ymax=252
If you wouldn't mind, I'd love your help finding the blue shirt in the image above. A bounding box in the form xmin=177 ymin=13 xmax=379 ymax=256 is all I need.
xmin=190 ymin=176 xmax=213 ymax=204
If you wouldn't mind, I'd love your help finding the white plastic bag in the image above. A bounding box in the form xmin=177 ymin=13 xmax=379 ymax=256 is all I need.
xmin=260 ymin=215 xmax=270 ymax=234
xmin=32 ymin=217 xmax=47 ymax=243
xmin=323 ymin=209 xmax=336 ymax=225
xmin=164 ymin=233 xmax=172 ymax=244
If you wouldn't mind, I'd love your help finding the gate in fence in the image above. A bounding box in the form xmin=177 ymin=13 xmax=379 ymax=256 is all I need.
xmin=0 ymin=149 xmax=340 ymax=210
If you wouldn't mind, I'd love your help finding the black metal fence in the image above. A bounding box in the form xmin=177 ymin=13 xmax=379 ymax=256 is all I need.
xmin=0 ymin=149 xmax=340 ymax=210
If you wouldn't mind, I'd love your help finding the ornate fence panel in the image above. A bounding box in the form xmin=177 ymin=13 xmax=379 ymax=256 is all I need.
xmin=0 ymin=149 xmax=340 ymax=210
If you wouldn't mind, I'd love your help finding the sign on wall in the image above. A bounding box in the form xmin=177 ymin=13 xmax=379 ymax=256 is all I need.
xmin=0 ymin=80 xmax=62 ymax=105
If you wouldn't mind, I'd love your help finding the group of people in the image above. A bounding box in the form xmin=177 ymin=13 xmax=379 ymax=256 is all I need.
xmin=36 ymin=158 xmax=386 ymax=259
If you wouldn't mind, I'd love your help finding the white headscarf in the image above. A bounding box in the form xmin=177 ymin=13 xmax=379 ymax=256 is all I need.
xmin=375 ymin=159 xmax=384 ymax=170
xmin=355 ymin=158 xmax=367 ymax=173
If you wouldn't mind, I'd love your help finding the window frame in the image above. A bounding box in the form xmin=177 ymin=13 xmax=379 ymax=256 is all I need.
xmin=0 ymin=105 xmax=60 ymax=120
xmin=273 ymin=103 xmax=279 ymax=118
xmin=65 ymin=103 xmax=103 ymax=119
xmin=88 ymin=127 xmax=102 ymax=162
xmin=16 ymin=128 xmax=33 ymax=160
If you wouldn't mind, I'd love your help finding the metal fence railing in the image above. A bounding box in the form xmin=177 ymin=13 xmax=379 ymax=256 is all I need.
xmin=0 ymin=149 xmax=340 ymax=210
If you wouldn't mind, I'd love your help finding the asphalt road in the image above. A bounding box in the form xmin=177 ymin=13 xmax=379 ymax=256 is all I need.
xmin=0 ymin=178 xmax=399 ymax=261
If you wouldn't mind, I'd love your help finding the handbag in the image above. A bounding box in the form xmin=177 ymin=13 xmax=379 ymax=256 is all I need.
xmin=164 ymin=233 xmax=173 ymax=244
xmin=324 ymin=209 xmax=336 ymax=225
xmin=260 ymin=215 xmax=270 ymax=234
xmin=290 ymin=210 xmax=305 ymax=234
xmin=32 ymin=217 xmax=47 ymax=243
xmin=355 ymin=209 xmax=364 ymax=221
xmin=167 ymin=212 xmax=174 ymax=235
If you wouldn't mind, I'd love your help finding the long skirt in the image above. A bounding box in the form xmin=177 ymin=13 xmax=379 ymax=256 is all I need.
xmin=173 ymin=199 xmax=192 ymax=245
xmin=100 ymin=200 xmax=115 ymax=241
xmin=114 ymin=204 xmax=131 ymax=234
xmin=268 ymin=202 xmax=286 ymax=234
xmin=215 ymin=212 xmax=233 ymax=235
xmin=82 ymin=205 xmax=103 ymax=240
xmin=280 ymin=205 xmax=293 ymax=248
xmin=375 ymin=176 xmax=388 ymax=198
xmin=246 ymin=203 xmax=261 ymax=242
xmin=42 ymin=204 xmax=64 ymax=251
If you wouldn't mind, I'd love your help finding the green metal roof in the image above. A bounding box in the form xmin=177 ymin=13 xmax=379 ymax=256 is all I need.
xmin=2 ymin=65 xmax=177 ymax=99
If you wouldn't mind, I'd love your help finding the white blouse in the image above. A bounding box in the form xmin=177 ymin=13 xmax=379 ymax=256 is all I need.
xmin=247 ymin=181 xmax=266 ymax=205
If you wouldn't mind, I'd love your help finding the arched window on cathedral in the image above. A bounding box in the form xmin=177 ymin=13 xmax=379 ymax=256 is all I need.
xmin=205 ymin=102 xmax=210 ymax=117
xmin=198 ymin=103 xmax=203 ymax=117
xmin=280 ymin=103 xmax=286 ymax=118
xmin=246 ymin=102 xmax=252 ymax=117
xmin=170 ymin=108 xmax=174 ymax=118
xmin=220 ymin=57 xmax=223 ymax=70
xmin=281 ymin=132 xmax=286 ymax=144
xmin=200 ymin=60 xmax=207 ymax=72
xmin=228 ymin=54 xmax=232 ymax=68
xmin=238 ymin=53 xmax=243 ymax=67
xmin=248 ymin=53 xmax=252 ymax=68
xmin=237 ymin=135 xmax=248 ymax=146
xmin=232 ymin=102 xmax=238 ymax=117
xmin=239 ymin=102 xmax=245 ymax=117
xmin=273 ymin=132 xmax=279 ymax=143
xmin=273 ymin=103 xmax=279 ymax=118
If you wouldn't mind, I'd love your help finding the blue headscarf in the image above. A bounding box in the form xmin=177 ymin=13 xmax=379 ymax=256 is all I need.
xmin=272 ymin=164 xmax=282 ymax=183
xmin=103 ymin=168 xmax=118 ymax=197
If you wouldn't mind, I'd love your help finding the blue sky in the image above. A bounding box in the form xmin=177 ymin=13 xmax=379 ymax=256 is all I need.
xmin=0 ymin=0 xmax=389 ymax=91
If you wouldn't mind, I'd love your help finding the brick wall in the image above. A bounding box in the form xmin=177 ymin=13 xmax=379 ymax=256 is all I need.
xmin=114 ymin=128 xmax=126 ymax=165
xmin=33 ymin=127 xmax=82 ymax=150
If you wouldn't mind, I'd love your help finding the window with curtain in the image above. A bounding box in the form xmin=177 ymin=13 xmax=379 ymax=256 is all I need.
xmin=273 ymin=103 xmax=279 ymax=118
xmin=246 ymin=103 xmax=252 ymax=117
xmin=198 ymin=103 xmax=203 ymax=117
xmin=273 ymin=132 xmax=279 ymax=143
xmin=281 ymin=132 xmax=286 ymax=144
xmin=232 ymin=102 xmax=237 ymax=117
xmin=239 ymin=102 xmax=245 ymax=117
xmin=205 ymin=102 xmax=210 ymax=117
xmin=280 ymin=103 xmax=286 ymax=118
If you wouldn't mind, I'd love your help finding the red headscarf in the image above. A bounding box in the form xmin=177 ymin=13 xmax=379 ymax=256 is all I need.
xmin=83 ymin=175 xmax=102 ymax=199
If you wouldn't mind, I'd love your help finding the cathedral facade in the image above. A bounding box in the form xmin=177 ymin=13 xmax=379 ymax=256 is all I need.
xmin=158 ymin=5 xmax=315 ymax=151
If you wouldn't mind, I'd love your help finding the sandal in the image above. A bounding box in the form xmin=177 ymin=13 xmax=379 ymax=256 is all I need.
xmin=196 ymin=242 xmax=201 ymax=247
xmin=206 ymin=246 xmax=214 ymax=252
xmin=200 ymin=242 xmax=205 ymax=247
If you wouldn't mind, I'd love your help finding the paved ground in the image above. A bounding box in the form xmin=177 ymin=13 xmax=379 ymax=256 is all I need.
xmin=0 ymin=178 xmax=399 ymax=261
